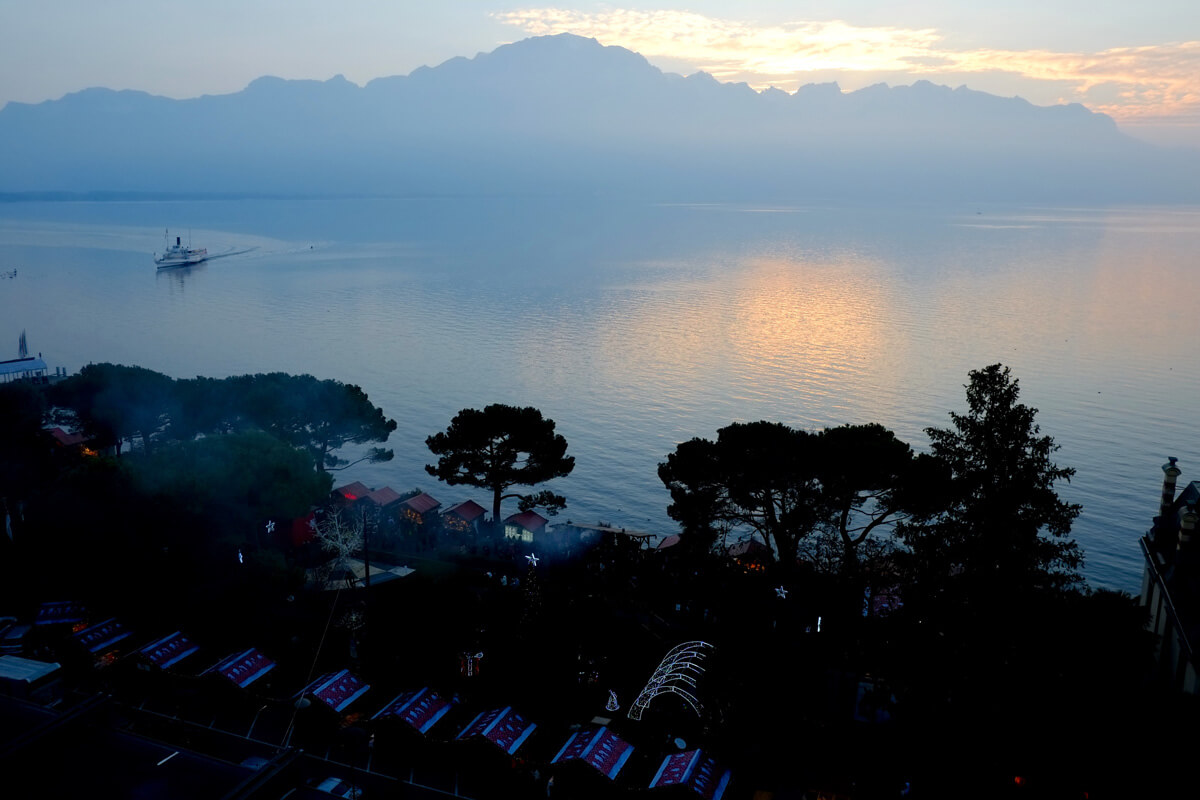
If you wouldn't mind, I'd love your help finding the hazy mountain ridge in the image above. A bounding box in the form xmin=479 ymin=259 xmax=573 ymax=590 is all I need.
xmin=2 ymin=33 xmax=1195 ymax=202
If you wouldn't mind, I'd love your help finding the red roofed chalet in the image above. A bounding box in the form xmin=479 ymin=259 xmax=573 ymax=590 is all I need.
xmin=49 ymin=427 xmax=87 ymax=448
xmin=504 ymin=511 xmax=548 ymax=544
xmin=399 ymin=492 xmax=440 ymax=524
xmin=333 ymin=482 xmax=371 ymax=504
xmin=364 ymin=486 xmax=403 ymax=510
xmin=443 ymin=499 xmax=487 ymax=534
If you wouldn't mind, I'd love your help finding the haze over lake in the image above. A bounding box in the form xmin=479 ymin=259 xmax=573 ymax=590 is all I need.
xmin=2 ymin=196 xmax=1198 ymax=592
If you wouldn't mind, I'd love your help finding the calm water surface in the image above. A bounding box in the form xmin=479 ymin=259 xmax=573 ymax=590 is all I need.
xmin=2 ymin=197 xmax=1198 ymax=592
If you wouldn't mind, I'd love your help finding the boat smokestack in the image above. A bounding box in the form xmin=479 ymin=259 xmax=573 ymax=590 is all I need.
xmin=176 ymin=236 xmax=181 ymax=246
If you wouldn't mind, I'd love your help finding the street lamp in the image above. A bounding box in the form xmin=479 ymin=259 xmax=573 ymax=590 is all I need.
xmin=247 ymin=703 xmax=269 ymax=739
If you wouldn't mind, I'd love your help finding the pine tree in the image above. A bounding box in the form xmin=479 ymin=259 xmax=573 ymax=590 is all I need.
xmin=899 ymin=364 xmax=1083 ymax=605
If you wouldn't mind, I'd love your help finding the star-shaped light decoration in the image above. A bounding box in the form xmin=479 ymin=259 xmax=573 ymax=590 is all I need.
xmin=525 ymin=553 xmax=540 ymax=567
xmin=775 ymin=586 xmax=788 ymax=599
xmin=265 ymin=520 xmax=276 ymax=534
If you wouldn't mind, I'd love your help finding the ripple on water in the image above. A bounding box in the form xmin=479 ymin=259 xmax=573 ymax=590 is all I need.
xmin=4 ymin=199 xmax=1200 ymax=591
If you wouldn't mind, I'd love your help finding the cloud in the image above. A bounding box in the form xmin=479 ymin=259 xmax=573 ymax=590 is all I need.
xmin=493 ymin=8 xmax=1200 ymax=125
xmin=949 ymin=42 xmax=1200 ymax=123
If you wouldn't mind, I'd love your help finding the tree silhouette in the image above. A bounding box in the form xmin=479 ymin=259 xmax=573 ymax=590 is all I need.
xmin=899 ymin=363 xmax=1083 ymax=603
xmin=225 ymin=373 xmax=396 ymax=472
xmin=425 ymin=404 xmax=574 ymax=527
xmin=659 ymin=421 xmax=823 ymax=567
xmin=51 ymin=363 xmax=177 ymax=455
xmin=816 ymin=423 xmax=936 ymax=573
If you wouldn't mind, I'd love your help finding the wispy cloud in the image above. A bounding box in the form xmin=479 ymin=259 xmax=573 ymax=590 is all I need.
xmin=494 ymin=8 xmax=1200 ymax=126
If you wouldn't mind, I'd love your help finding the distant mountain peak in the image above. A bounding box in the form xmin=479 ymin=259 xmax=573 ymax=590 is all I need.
xmin=484 ymin=32 xmax=658 ymax=74
xmin=0 ymin=33 xmax=1190 ymax=201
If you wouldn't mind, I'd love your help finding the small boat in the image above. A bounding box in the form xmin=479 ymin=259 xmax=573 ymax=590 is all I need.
xmin=154 ymin=230 xmax=207 ymax=268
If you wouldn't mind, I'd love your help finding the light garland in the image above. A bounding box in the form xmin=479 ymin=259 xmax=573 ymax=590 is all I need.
xmin=627 ymin=641 xmax=714 ymax=721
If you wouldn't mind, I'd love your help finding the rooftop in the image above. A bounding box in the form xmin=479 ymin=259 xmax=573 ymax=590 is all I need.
xmin=400 ymin=491 xmax=440 ymax=514
xmin=505 ymin=510 xmax=548 ymax=532
xmin=444 ymin=499 xmax=486 ymax=522
xmin=332 ymin=481 xmax=370 ymax=502
xmin=364 ymin=485 xmax=403 ymax=507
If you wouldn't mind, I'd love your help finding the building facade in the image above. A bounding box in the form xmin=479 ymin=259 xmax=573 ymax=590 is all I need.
xmin=1140 ymin=458 xmax=1200 ymax=693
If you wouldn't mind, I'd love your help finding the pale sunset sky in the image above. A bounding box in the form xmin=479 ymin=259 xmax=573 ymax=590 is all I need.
xmin=2 ymin=1 xmax=1197 ymax=147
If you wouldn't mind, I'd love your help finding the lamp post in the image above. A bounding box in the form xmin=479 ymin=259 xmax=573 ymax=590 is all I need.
xmin=247 ymin=703 xmax=269 ymax=740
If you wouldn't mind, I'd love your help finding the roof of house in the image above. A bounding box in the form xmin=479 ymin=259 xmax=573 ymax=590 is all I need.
xmin=0 ymin=357 xmax=47 ymax=378
xmin=306 ymin=558 xmax=415 ymax=591
xmin=554 ymin=521 xmax=652 ymax=538
xmin=552 ymin=726 xmax=635 ymax=780
xmin=333 ymin=482 xmax=371 ymax=502
xmin=73 ymin=618 xmax=131 ymax=654
xmin=650 ymin=749 xmax=732 ymax=799
xmin=372 ymin=687 xmax=454 ymax=734
xmin=401 ymin=492 xmax=441 ymax=514
xmin=456 ymin=706 xmax=537 ymax=755
xmin=48 ymin=427 xmax=87 ymax=447
xmin=0 ymin=655 xmax=60 ymax=684
xmin=444 ymin=499 xmax=487 ymax=522
xmin=34 ymin=600 xmax=87 ymax=626
xmin=299 ymin=668 xmax=370 ymax=713
xmin=657 ymin=534 xmax=682 ymax=551
xmin=139 ymin=631 xmax=200 ymax=669
xmin=728 ymin=539 xmax=771 ymax=559
xmin=365 ymin=486 xmax=403 ymax=507
xmin=505 ymin=511 xmax=549 ymax=533
xmin=205 ymin=647 xmax=276 ymax=688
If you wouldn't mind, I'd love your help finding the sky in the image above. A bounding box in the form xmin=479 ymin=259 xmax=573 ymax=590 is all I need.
xmin=2 ymin=1 xmax=1197 ymax=147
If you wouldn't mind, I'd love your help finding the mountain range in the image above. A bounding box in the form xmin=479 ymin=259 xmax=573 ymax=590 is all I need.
xmin=2 ymin=33 xmax=1197 ymax=202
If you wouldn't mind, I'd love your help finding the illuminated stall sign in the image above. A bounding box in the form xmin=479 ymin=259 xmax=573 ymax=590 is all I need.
xmin=456 ymin=706 xmax=537 ymax=756
xmin=298 ymin=668 xmax=370 ymax=713
xmin=73 ymin=618 xmax=131 ymax=654
xmin=34 ymin=601 xmax=87 ymax=627
xmin=139 ymin=631 xmax=200 ymax=669
xmin=372 ymin=687 xmax=453 ymax=734
xmin=650 ymin=749 xmax=732 ymax=800
xmin=552 ymin=726 xmax=634 ymax=780
xmin=205 ymin=648 xmax=276 ymax=689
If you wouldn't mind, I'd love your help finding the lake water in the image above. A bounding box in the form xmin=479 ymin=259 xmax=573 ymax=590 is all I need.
xmin=2 ymin=197 xmax=1199 ymax=592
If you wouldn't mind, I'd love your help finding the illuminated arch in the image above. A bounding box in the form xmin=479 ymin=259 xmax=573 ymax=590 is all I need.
xmin=627 ymin=641 xmax=714 ymax=721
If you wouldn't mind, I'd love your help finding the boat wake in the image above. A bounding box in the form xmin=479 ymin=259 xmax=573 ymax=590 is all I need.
xmin=205 ymin=246 xmax=257 ymax=261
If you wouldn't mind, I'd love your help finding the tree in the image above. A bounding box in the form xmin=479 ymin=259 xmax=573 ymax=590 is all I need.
xmin=659 ymin=421 xmax=824 ymax=567
xmin=0 ymin=382 xmax=53 ymax=552
xmin=232 ymin=373 xmax=397 ymax=472
xmin=50 ymin=363 xmax=177 ymax=454
xmin=815 ymin=423 xmax=939 ymax=573
xmin=425 ymin=404 xmax=575 ymax=527
xmin=130 ymin=430 xmax=333 ymax=529
xmin=656 ymin=436 xmax=731 ymax=557
xmin=662 ymin=421 xmax=929 ymax=574
xmin=172 ymin=375 xmax=241 ymax=438
xmin=898 ymin=364 xmax=1083 ymax=602
xmin=312 ymin=508 xmax=366 ymax=589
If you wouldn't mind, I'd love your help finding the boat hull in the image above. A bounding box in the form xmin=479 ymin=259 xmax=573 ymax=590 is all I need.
xmin=155 ymin=253 xmax=207 ymax=269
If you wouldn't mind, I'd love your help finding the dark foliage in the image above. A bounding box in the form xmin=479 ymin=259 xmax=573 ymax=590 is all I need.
xmin=223 ymin=373 xmax=397 ymax=472
xmin=50 ymin=362 xmax=177 ymax=455
xmin=425 ymin=404 xmax=575 ymax=525
xmin=49 ymin=366 xmax=396 ymax=472
xmin=660 ymin=421 xmax=923 ymax=572
xmin=898 ymin=363 xmax=1084 ymax=606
